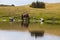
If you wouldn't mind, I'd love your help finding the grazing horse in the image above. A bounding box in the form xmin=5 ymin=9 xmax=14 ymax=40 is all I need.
xmin=21 ymin=13 xmax=30 ymax=22
xmin=21 ymin=13 xmax=30 ymax=27
xmin=21 ymin=14 xmax=29 ymax=20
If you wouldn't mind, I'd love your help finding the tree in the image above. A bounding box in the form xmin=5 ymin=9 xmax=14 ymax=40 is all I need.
xmin=30 ymin=1 xmax=45 ymax=8
xmin=11 ymin=4 xmax=15 ymax=6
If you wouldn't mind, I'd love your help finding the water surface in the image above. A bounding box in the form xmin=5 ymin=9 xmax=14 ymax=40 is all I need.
xmin=0 ymin=30 xmax=60 ymax=40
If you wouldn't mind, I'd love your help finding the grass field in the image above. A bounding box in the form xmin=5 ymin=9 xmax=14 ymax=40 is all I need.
xmin=0 ymin=3 xmax=60 ymax=23
xmin=0 ymin=3 xmax=60 ymax=19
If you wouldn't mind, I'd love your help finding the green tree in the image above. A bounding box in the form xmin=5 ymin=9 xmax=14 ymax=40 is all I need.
xmin=30 ymin=1 xmax=45 ymax=8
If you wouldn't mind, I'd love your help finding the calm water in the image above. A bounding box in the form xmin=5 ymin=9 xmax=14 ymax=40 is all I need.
xmin=0 ymin=21 xmax=60 ymax=40
xmin=0 ymin=30 xmax=60 ymax=40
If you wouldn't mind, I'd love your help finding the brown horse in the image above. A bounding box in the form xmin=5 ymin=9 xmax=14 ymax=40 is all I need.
xmin=21 ymin=13 xmax=30 ymax=27
xmin=21 ymin=13 xmax=30 ymax=22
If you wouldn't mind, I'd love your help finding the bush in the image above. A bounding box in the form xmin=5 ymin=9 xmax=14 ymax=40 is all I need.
xmin=30 ymin=1 xmax=45 ymax=8
xmin=11 ymin=4 xmax=15 ymax=6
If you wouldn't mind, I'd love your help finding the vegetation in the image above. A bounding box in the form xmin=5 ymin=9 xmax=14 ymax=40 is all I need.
xmin=0 ymin=4 xmax=15 ymax=6
xmin=0 ymin=3 xmax=60 ymax=19
xmin=11 ymin=4 xmax=15 ymax=6
xmin=30 ymin=1 xmax=45 ymax=8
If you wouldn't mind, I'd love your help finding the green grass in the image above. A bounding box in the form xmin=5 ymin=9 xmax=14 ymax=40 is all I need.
xmin=0 ymin=3 xmax=60 ymax=19
xmin=0 ymin=3 xmax=60 ymax=25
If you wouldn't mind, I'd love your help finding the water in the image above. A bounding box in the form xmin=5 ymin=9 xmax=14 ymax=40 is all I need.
xmin=0 ymin=21 xmax=60 ymax=40
xmin=0 ymin=30 xmax=60 ymax=40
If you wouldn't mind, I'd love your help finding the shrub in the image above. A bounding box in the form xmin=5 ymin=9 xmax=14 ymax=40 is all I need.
xmin=11 ymin=4 xmax=15 ymax=6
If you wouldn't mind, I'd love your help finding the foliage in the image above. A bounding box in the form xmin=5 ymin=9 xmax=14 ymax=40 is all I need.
xmin=11 ymin=4 xmax=15 ymax=6
xmin=30 ymin=1 xmax=45 ymax=8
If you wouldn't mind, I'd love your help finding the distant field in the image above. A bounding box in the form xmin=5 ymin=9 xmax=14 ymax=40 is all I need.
xmin=0 ymin=3 xmax=60 ymax=19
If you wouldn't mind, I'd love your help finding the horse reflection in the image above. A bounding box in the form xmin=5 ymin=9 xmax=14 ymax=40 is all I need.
xmin=21 ymin=21 xmax=29 ymax=28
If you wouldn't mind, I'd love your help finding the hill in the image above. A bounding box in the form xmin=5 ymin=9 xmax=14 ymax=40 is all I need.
xmin=0 ymin=3 xmax=60 ymax=19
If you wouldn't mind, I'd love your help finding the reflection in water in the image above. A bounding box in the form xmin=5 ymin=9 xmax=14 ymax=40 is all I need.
xmin=21 ymin=20 xmax=29 ymax=28
xmin=0 ymin=30 xmax=60 ymax=40
xmin=30 ymin=31 xmax=44 ymax=38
